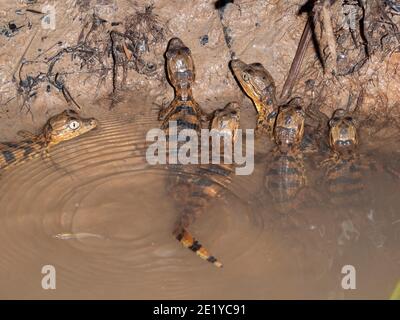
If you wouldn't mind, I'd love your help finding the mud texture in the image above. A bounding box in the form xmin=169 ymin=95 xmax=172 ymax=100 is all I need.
xmin=0 ymin=0 xmax=399 ymax=142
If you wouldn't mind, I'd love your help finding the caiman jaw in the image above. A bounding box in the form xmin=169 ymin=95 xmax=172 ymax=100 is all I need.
xmin=230 ymin=59 xmax=263 ymax=108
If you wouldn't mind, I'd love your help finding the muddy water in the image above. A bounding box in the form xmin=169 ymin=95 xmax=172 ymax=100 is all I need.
xmin=0 ymin=98 xmax=399 ymax=299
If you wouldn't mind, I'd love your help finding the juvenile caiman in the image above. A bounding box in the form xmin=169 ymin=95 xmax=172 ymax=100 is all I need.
xmin=320 ymin=108 xmax=373 ymax=207
xmin=160 ymin=37 xmax=240 ymax=267
xmin=264 ymin=101 xmax=313 ymax=213
xmin=230 ymin=59 xmax=277 ymax=136
xmin=0 ymin=109 xmax=97 ymax=171
xmin=230 ymin=59 xmax=328 ymax=156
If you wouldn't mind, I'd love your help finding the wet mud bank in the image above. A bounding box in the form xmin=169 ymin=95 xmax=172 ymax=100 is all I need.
xmin=0 ymin=1 xmax=399 ymax=140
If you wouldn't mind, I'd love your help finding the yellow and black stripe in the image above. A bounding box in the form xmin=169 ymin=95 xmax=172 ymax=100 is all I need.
xmin=162 ymin=98 xmax=228 ymax=267
xmin=265 ymin=152 xmax=306 ymax=213
xmin=162 ymin=99 xmax=201 ymax=132
xmin=175 ymin=227 xmax=223 ymax=268
xmin=0 ymin=138 xmax=46 ymax=171
xmin=324 ymin=157 xmax=366 ymax=206
xmin=169 ymin=156 xmax=233 ymax=267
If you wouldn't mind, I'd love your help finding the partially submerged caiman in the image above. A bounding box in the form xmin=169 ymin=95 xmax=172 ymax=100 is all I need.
xmin=320 ymin=108 xmax=378 ymax=207
xmin=317 ymin=109 xmax=400 ymax=249
xmin=230 ymin=52 xmax=326 ymax=213
xmin=0 ymin=110 xmax=97 ymax=172
xmin=160 ymin=37 xmax=240 ymax=268
xmin=263 ymin=101 xmax=318 ymax=213
xmin=230 ymin=58 xmax=328 ymax=153
xmin=230 ymin=17 xmax=315 ymax=139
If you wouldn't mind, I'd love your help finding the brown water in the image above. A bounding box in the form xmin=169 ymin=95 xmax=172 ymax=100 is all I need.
xmin=0 ymin=99 xmax=399 ymax=300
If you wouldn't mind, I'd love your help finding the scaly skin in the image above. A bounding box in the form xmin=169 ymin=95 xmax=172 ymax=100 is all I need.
xmin=230 ymin=59 xmax=327 ymax=154
xmin=265 ymin=151 xmax=307 ymax=213
xmin=230 ymin=59 xmax=277 ymax=136
xmin=320 ymin=109 xmax=371 ymax=206
xmin=159 ymin=37 xmax=200 ymax=125
xmin=264 ymin=103 xmax=309 ymax=213
xmin=319 ymin=109 xmax=393 ymax=250
xmin=169 ymin=102 xmax=240 ymax=268
xmin=160 ymin=37 xmax=202 ymax=169
xmin=328 ymin=109 xmax=358 ymax=155
xmin=0 ymin=110 xmax=97 ymax=171
xmin=273 ymin=103 xmax=305 ymax=153
xmin=161 ymin=38 xmax=240 ymax=267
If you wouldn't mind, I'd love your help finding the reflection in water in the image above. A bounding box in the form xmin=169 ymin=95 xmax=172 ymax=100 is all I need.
xmin=0 ymin=99 xmax=399 ymax=299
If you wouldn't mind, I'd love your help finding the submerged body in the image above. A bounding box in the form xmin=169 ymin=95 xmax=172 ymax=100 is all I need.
xmin=265 ymin=152 xmax=307 ymax=213
xmin=264 ymin=103 xmax=311 ymax=213
xmin=0 ymin=110 xmax=97 ymax=171
xmin=167 ymin=103 xmax=240 ymax=268
xmin=319 ymin=109 xmax=394 ymax=250
xmin=322 ymin=156 xmax=370 ymax=206
xmin=320 ymin=109 xmax=369 ymax=206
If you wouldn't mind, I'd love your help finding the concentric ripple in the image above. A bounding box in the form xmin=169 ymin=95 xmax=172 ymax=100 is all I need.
xmin=0 ymin=103 xmax=264 ymax=299
xmin=1 ymin=100 xmax=398 ymax=299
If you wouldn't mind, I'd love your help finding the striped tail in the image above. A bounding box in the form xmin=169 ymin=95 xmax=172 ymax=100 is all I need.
xmin=174 ymin=226 xmax=223 ymax=268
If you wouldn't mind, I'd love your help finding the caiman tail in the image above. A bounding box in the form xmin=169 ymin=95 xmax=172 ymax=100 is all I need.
xmin=170 ymin=164 xmax=232 ymax=268
xmin=162 ymin=37 xmax=238 ymax=268
xmin=173 ymin=218 xmax=223 ymax=268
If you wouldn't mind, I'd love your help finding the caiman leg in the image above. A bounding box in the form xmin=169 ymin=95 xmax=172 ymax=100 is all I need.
xmin=256 ymin=107 xmax=277 ymax=137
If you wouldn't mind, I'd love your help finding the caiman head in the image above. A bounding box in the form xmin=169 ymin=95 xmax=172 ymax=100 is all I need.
xmin=165 ymin=37 xmax=195 ymax=89
xmin=230 ymin=59 xmax=277 ymax=115
xmin=273 ymin=103 xmax=305 ymax=153
xmin=329 ymin=108 xmax=358 ymax=155
xmin=43 ymin=109 xmax=98 ymax=146
xmin=211 ymin=102 xmax=241 ymax=143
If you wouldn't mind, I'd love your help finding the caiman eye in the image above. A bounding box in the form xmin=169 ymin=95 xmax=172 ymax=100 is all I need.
xmin=242 ymin=72 xmax=250 ymax=82
xmin=329 ymin=118 xmax=339 ymax=127
xmin=68 ymin=120 xmax=80 ymax=130
xmin=295 ymin=106 xmax=302 ymax=111
xmin=345 ymin=116 xmax=353 ymax=121
xmin=146 ymin=62 xmax=156 ymax=71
